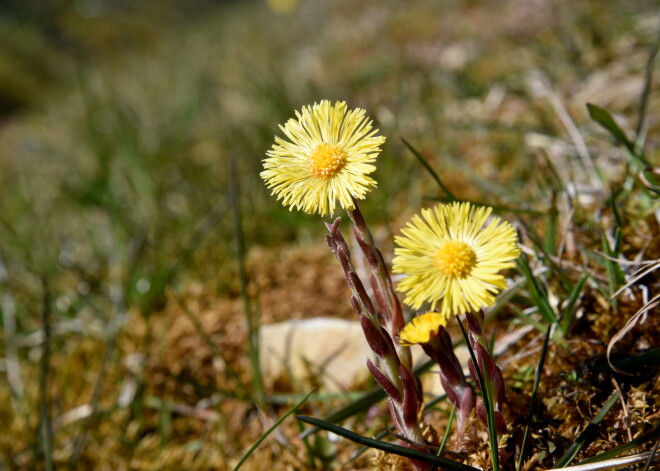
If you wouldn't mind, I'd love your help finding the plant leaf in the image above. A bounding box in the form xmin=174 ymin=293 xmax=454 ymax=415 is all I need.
xmin=402 ymin=138 xmax=457 ymax=202
xmin=296 ymin=415 xmax=480 ymax=471
xmin=586 ymin=103 xmax=650 ymax=167
xmin=586 ymin=104 xmax=633 ymax=154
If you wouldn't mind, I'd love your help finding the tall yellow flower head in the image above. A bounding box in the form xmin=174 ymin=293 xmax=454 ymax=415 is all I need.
xmin=261 ymin=100 xmax=385 ymax=216
xmin=398 ymin=312 xmax=447 ymax=346
xmin=393 ymin=202 xmax=520 ymax=320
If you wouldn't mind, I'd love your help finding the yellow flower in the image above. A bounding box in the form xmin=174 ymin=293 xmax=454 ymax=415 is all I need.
xmin=398 ymin=312 xmax=447 ymax=346
xmin=261 ymin=100 xmax=385 ymax=216
xmin=393 ymin=202 xmax=520 ymax=319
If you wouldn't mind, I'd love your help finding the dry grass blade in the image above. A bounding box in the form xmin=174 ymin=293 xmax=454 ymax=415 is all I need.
xmin=607 ymin=293 xmax=660 ymax=374
xmin=536 ymin=78 xmax=601 ymax=185
xmin=544 ymin=450 xmax=660 ymax=471
xmin=609 ymin=259 xmax=660 ymax=301
xmin=639 ymin=167 xmax=660 ymax=195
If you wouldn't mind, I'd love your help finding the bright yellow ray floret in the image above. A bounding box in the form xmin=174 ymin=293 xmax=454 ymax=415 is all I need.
xmin=398 ymin=312 xmax=447 ymax=346
xmin=261 ymin=100 xmax=385 ymax=217
xmin=393 ymin=202 xmax=520 ymax=320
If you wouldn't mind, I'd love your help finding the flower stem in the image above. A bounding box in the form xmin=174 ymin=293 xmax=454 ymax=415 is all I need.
xmin=325 ymin=219 xmax=429 ymax=470
xmin=347 ymin=201 xmax=410 ymax=364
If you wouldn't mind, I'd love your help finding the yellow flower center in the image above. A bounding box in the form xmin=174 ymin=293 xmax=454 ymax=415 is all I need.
xmin=433 ymin=240 xmax=477 ymax=278
xmin=308 ymin=143 xmax=346 ymax=178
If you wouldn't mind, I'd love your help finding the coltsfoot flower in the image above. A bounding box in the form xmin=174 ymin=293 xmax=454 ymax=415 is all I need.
xmin=261 ymin=100 xmax=385 ymax=216
xmin=398 ymin=312 xmax=447 ymax=346
xmin=393 ymin=202 xmax=520 ymax=319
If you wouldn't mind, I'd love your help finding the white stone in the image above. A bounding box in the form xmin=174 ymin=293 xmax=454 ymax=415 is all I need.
xmin=260 ymin=318 xmax=533 ymax=398
xmin=259 ymin=317 xmax=461 ymax=395
xmin=260 ymin=317 xmax=372 ymax=392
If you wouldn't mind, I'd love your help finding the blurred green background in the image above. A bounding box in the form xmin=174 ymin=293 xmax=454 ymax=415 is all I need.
xmin=2 ymin=0 xmax=656 ymax=290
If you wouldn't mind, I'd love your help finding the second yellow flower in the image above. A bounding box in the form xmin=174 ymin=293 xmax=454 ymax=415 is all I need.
xmin=393 ymin=202 xmax=520 ymax=319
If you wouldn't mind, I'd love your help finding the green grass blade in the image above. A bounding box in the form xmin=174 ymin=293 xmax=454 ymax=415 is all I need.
xmin=231 ymin=390 xmax=315 ymax=471
xmin=587 ymin=103 xmax=634 ymax=152
xmin=267 ymin=391 xmax=365 ymax=405
xmin=609 ymin=349 xmax=660 ymax=371
xmin=539 ymin=151 xmax=565 ymax=191
xmin=518 ymin=220 xmax=573 ymax=292
xmin=481 ymin=367 xmax=500 ymax=471
xmin=544 ymin=197 xmax=559 ymax=255
xmin=516 ymin=255 xmax=557 ymax=325
xmin=644 ymin=440 xmax=660 ymax=471
xmin=300 ymin=386 xmax=385 ymax=440
xmin=601 ymin=231 xmax=625 ymax=297
xmin=347 ymin=394 xmax=449 ymax=464
xmin=607 ymin=190 xmax=624 ymax=230
xmin=643 ymin=439 xmax=660 ymax=471
xmin=561 ymin=274 xmax=590 ymax=335
xmin=440 ymin=149 xmax=522 ymax=202
xmin=457 ymin=317 xmax=500 ymax=471
xmin=38 ymin=278 xmax=54 ymax=471
xmin=587 ymin=103 xmax=649 ymax=167
xmin=613 ymin=231 xmax=625 ymax=285
xmin=296 ymin=416 xmax=480 ymax=471
xmin=512 ymin=305 xmax=549 ymax=335
xmin=300 ymin=359 xmax=435 ymax=439
xmin=229 ymin=156 xmax=264 ymax=404
xmin=553 ymin=391 xmax=620 ymax=468
xmin=577 ymin=426 xmax=660 ymax=465
xmin=640 ymin=168 xmax=660 ymax=195
xmin=294 ymin=419 xmax=317 ymax=470
xmin=402 ymin=138 xmax=457 ymax=202
xmin=437 ymin=403 xmax=456 ymax=457
xmin=517 ymin=325 xmax=552 ymax=471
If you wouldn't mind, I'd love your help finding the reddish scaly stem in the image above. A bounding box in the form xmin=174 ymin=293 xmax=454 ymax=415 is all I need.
xmin=347 ymin=201 xmax=420 ymax=404
xmin=422 ymin=326 xmax=476 ymax=450
xmin=325 ymin=218 xmax=430 ymax=470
